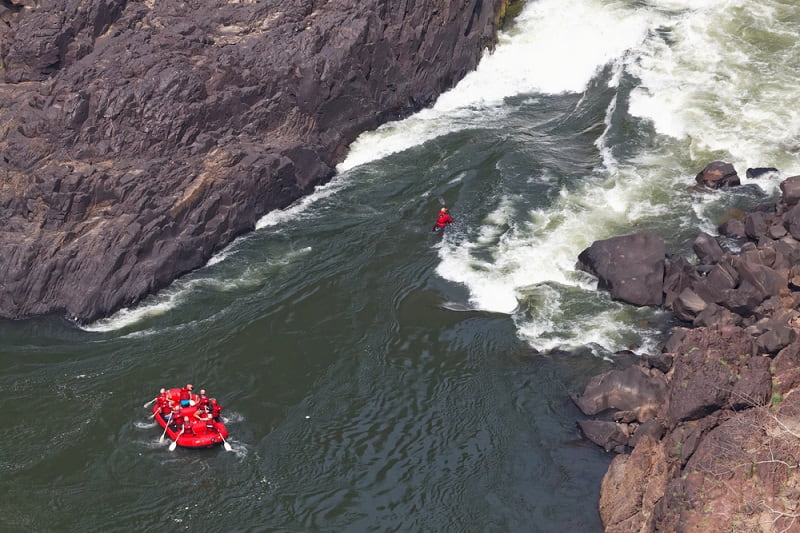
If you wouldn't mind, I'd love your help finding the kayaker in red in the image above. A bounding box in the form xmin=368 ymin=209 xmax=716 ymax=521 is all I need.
xmin=433 ymin=207 xmax=454 ymax=232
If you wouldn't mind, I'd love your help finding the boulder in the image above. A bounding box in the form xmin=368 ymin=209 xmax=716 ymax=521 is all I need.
xmin=692 ymin=232 xmax=724 ymax=265
xmin=577 ymin=420 xmax=629 ymax=452
xmin=695 ymin=161 xmax=741 ymax=189
xmin=572 ymin=365 xmax=667 ymax=422
xmin=746 ymin=167 xmax=778 ymax=179
xmin=718 ymin=217 xmax=746 ymax=239
xmin=577 ymin=232 xmax=666 ymax=307
xmin=780 ymin=175 xmax=800 ymax=207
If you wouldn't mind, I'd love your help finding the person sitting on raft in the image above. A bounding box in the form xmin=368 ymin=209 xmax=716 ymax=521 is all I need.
xmin=181 ymin=416 xmax=194 ymax=436
xmin=433 ymin=207 xmax=454 ymax=232
xmin=179 ymin=384 xmax=194 ymax=407
xmin=156 ymin=393 xmax=173 ymax=420
xmin=168 ymin=405 xmax=182 ymax=430
xmin=197 ymin=389 xmax=210 ymax=411
xmin=209 ymin=398 xmax=223 ymax=422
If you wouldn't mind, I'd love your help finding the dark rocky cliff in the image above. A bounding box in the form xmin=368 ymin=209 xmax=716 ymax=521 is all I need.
xmin=0 ymin=0 xmax=511 ymax=322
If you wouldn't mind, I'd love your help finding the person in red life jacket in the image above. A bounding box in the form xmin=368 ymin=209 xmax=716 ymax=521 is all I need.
xmin=194 ymin=408 xmax=213 ymax=434
xmin=209 ymin=398 xmax=223 ymax=422
xmin=156 ymin=394 xmax=172 ymax=421
xmin=196 ymin=389 xmax=210 ymax=411
xmin=168 ymin=405 xmax=182 ymax=430
xmin=181 ymin=416 xmax=195 ymax=436
xmin=179 ymin=383 xmax=194 ymax=407
xmin=433 ymin=207 xmax=454 ymax=232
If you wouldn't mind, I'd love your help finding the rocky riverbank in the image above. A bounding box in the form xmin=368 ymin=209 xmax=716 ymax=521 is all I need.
xmin=574 ymin=162 xmax=800 ymax=532
xmin=0 ymin=0 xmax=517 ymax=323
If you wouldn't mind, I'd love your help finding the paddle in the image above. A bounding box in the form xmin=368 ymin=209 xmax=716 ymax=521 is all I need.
xmin=159 ymin=414 xmax=173 ymax=443
xmin=217 ymin=429 xmax=233 ymax=452
xmin=169 ymin=427 xmax=184 ymax=451
xmin=143 ymin=397 xmax=158 ymax=408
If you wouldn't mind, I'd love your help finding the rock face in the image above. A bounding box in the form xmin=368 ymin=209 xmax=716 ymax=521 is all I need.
xmin=0 ymin=0 xmax=512 ymax=322
xmin=574 ymin=166 xmax=800 ymax=532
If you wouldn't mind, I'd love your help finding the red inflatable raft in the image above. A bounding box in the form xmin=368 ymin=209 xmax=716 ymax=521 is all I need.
xmin=151 ymin=388 xmax=229 ymax=449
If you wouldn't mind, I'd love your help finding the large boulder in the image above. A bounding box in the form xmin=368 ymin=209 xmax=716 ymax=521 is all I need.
xmin=572 ymin=365 xmax=667 ymax=422
xmin=0 ymin=0 xmax=511 ymax=322
xmin=577 ymin=232 xmax=666 ymax=307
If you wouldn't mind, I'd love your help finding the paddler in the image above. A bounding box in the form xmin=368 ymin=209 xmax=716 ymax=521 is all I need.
xmin=432 ymin=207 xmax=454 ymax=232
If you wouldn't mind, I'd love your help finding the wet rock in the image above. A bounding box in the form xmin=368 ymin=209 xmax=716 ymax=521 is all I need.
xmin=746 ymin=167 xmax=778 ymax=179
xmin=695 ymin=160 xmax=741 ymax=189
xmin=577 ymin=232 xmax=666 ymax=307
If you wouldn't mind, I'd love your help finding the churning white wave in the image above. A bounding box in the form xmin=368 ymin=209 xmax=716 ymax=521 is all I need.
xmin=338 ymin=0 xmax=653 ymax=172
xmin=345 ymin=0 xmax=800 ymax=352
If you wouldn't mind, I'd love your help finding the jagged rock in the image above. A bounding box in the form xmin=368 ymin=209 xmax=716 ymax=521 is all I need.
xmin=654 ymin=408 xmax=800 ymax=533
xmin=665 ymin=326 xmax=770 ymax=425
xmin=0 ymin=0 xmax=511 ymax=322
xmin=693 ymin=302 xmax=741 ymax=328
xmin=695 ymin=161 xmax=741 ymax=189
xmin=672 ymin=287 xmax=708 ymax=322
xmin=663 ymin=411 xmax=725 ymax=467
xmin=663 ymin=255 xmax=700 ymax=309
xmin=576 ymin=232 xmax=666 ymax=307
xmin=773 ymin=341 xmax=800 ymax=395
xmin=599 ymin=436 xmax=672 ymax=532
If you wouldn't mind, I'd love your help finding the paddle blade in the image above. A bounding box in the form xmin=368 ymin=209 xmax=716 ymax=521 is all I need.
xmin=169 ymin=440 xmax=178 ymax=451
xmin=223 ymin=441 xmax=232 ymax=452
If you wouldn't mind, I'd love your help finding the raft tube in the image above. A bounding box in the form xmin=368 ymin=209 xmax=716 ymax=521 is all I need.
xmin=152 ymin=388 xmax=229 ymax=449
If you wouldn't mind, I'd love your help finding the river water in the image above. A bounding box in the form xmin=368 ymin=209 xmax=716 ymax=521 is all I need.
xmin=3 ymin=0 xmax=800 ymax=531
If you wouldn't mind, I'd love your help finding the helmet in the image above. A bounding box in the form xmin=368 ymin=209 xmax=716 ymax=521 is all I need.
xmin=440 ymin=207 xmax=447 ymax=212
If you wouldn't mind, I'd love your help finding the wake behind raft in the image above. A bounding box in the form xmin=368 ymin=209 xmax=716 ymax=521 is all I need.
xmin=147 ymin=387 xmax=230 ymax=450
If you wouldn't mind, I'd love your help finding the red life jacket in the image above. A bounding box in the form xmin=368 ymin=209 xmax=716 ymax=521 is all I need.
xmin=436 ymin=213 xmax=454 ymax=227
xmin=179 ymin=388 xmax=191 ymax=401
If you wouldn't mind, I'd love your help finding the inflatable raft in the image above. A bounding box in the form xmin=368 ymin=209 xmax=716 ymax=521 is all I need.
xmin=151 ymin=388 xmax=229 ymax=449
